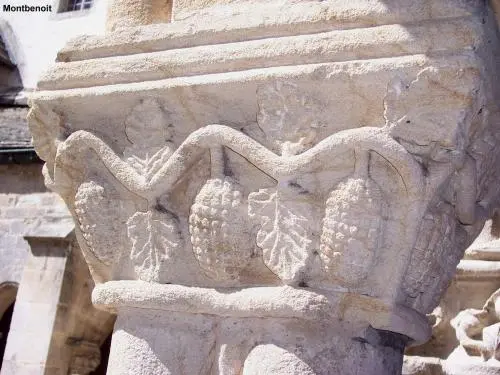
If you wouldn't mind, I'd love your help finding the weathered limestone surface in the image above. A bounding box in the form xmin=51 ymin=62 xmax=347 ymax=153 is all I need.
xmin=29 ymin=0 xmax=500 ymax=374
xmin=0 ymin=177 xmax=70 ymax=286
xmin=106 ymin=0 xmax=172 ymax=32
xmin=405 ymin=215 xmax=500 ymax=375
xmin=1 ymin=237 xmax=69 ymax=375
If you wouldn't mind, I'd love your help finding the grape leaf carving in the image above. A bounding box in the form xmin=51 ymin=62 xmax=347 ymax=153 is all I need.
xmin=124 ymin=146 xmax=174 ymax=180
xmin=123 ymin=98 xmax=175 ymax=181
xmin=127 ymin=209 xmax=182 ymax=282
xmin=248 ymin=187 xmax=319 ymax=283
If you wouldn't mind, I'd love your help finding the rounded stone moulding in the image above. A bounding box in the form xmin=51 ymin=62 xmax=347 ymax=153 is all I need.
xmin=94 ymin=281 xmax=430 ymax=374
xmin=93 ymin=280 xmax=430 ymax=345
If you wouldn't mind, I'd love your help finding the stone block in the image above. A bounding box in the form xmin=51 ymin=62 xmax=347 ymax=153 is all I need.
xmin=15 ymin=194 xmax=44 ymax=207
xmin=7 ymin=302 xmax=58 ymax=337
xmin=8 ymin=219 xmax=27 ymax=234
xmin=3 ymin=328 xmax=52 ymax=364
xmin=16 ymin=267 xmax=65 ymax=303
xmin=2 ymin=207 xmax=44 ymax=220
xmin=1 ymin=361 xmax=46 ymax=375
xmin=0 ymin=194 xmax=18 ymax=207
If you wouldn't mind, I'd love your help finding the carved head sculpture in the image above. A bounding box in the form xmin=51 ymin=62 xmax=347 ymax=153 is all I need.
xmin=257 ymin=81 xmax=321 ymax=156
xmin=125 ymin=98 xmax=174 ymax=149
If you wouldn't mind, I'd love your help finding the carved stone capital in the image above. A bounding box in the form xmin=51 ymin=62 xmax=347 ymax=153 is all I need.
xmin=30 ymin=1 xmax=500 ymax=374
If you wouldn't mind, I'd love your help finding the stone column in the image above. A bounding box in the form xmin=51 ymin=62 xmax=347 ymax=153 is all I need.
xmin=0 ymin=221 xmax=115 ymax=375
xmin=0 ymin=233 xmax=72 ymax=375
xmin=29 ymin=1 xmax=500 ymax=374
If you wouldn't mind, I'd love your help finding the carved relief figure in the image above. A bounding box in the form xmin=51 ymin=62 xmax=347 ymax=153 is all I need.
xmin=451 ymin=288 xmax=500 ymax=361
xmin=63 ymin=99 xmax=183 ymax=282
xmin=249 ymin=81 xmax=323 ymax=284
xmin=26 ymin=0 xmax=500 ymax=371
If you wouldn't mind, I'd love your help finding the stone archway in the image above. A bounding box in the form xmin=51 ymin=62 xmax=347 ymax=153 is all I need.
xmin=89 ymin=333 xmax=112 ymax=375
xmin=0 ymin=283 xmax=17 ymax=372
xmin=0 ymin=283 xmax=17 ymax=321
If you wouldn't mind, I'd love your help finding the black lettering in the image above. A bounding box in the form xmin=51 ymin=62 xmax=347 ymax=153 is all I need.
xmin=2 ymin=3 xmax=53 ymax=12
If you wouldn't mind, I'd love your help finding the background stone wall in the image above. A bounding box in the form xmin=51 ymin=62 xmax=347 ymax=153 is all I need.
xmin=0 ymin=164 xmax=70 ymax=287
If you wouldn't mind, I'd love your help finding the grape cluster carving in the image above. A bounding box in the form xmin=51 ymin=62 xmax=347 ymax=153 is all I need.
xmin=74 ymin=180 xmax=133 ymax=266
xmin=320 ymin=177 xmax=387 ymax=286
xmin=189 ymin=177 xmax=254 ymax=280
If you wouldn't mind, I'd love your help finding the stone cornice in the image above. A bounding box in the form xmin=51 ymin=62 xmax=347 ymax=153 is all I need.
xmin=41 ymin=18 xmax=482 ymax=90
xmin=59 ymin=0 xmax=483 ymax=62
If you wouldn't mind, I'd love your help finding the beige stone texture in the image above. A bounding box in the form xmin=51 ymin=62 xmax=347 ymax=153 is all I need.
xmin=28 ymin=0 xmax=500 ymax=374
xmin=405 ymin=215 xmax=500 ymax=375
xmin=0 ymin=164 xmax=71 ymax=287
xmin=172 ymin=0 xmax=245 ymax=20
xmin=106 ymin=0 xmax=172 ymax=32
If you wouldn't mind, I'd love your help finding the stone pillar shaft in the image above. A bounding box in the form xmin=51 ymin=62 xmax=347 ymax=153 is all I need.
xmin=108 ymin=309 xmax=408 ymax=375
xmin=94 ymin=282 xmax=426 ymax=374
xmin=1 ymin=238 xmax=69 ymax=375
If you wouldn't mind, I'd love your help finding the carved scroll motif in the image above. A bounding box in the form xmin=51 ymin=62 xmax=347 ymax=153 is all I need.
xmin=122 ymin=99 xmax=182 ymax=281
xmin=385 ymin=70 xmax=488 ymax=313
xmin=248 ymin=82 xmax=322 ymax=283
xmin=55 ymin=125 xmax=422 ymax=285
xmin=70 ymin=99 xmax=182 ymax=282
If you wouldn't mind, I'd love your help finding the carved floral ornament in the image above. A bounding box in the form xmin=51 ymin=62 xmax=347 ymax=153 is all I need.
xmin=28 ymin=73 xmax=497 ymax=314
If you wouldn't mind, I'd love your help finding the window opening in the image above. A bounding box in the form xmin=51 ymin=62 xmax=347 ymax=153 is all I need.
xmin=64 ymin=0 xmax=93 ymax=12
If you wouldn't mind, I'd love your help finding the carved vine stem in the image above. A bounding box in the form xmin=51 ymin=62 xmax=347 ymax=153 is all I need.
xmin=353 ymin=149 xmax=369 ymax=179
xmin=55 ymin=125 xmax=424 ymax=203
xmin=210 ymin=146 xmax=225 ymax=179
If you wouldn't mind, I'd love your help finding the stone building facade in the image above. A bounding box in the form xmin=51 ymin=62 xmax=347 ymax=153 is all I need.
xmin=3 ymin=1 xmax=500 ymax=374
